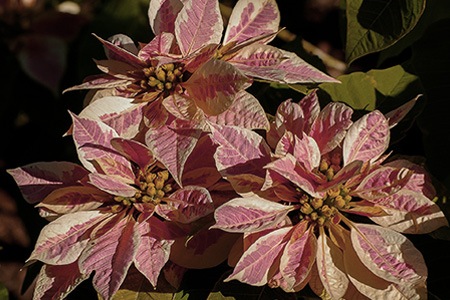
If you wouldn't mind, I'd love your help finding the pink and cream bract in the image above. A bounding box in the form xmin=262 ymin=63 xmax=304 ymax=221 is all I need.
xmin=211 ymin=91 xmax=448 ymax=299
xmin=64 ymin=0 xmax=336 ymax=131
xmin=8 ymin=114 xmax=234 ymax=299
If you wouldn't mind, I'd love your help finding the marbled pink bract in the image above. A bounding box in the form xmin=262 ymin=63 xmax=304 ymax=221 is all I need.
xmin=65 ymin=0 xmax=337 ymax=136
xmin=9 ymin=115 xmax=232 ymax=299
xmin=211 ymin=92 xmax=447 ymax=298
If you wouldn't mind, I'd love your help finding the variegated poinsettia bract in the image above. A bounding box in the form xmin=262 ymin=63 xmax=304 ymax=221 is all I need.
xmin=8 ymin=114 xmax=237 ymax=300
xmin=210 ymin=91 xmax=448 ymax=299
xmin=64 ymin=0 xmax=337 ymax=131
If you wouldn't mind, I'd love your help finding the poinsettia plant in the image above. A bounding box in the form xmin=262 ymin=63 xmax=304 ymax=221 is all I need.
xmin=4 ymin=0 xmax=450 ymax=299
xmin=211 ymin=91 xmax=448 ymax=298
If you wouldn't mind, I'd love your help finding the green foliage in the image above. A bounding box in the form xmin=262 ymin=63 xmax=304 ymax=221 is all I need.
xmin=206 ymin=272 xmax=297 ymax=300
xmin=0 ymin=283 xmax=8 ymax=300
xmin=345 ymin=0 xmax=426 ymax=64
xmin=378 ymin=0 xmax=450 ymax=64
xmin=318 ymin=65 xmax=421 ymax=112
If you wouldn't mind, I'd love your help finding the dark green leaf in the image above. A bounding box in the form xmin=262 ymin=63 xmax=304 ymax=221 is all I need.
xmin=208 ymin=272 xmax=297 ymax=300
xmin=378 ymin=0 xmax=450 ymax=64
xmin=0 ymin=283 xmax=8 ymax=300
xmin=319 ymin=64 xmax=421 ymax=111
xmin=345 ymin=0 xmax=426 ymax=64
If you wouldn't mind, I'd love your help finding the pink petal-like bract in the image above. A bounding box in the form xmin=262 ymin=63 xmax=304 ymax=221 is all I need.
xmin=211 ymin=125 xmax=271 ymax=178
xmin=343 ymin=232 xmax=420 ymax=299
xmin=78 ymin=214 xmax=138 ymax=300
xmin=33 ymin=262 xmax=90 ymax=300
xmin=183 ymin=59 xmax=249 ymax=116
xmin=369 ymin=190 xmax=448 ymax=234
xmin=70 ymin=113 xmax=132 ymax=173
xmin=310 ymin=102 xmax=353 ymax=155
xmin=350 ymin=223 xmax=427 ymax=285
xmin=279 ymin=222 xmax=316 ymax=292
xmin=354 ymin=167 xmax=411 ymax=200
xmin=134 ymin=220 xmax=173 ymax=287
xmin=88 ymin=172 xmax=137 ymax=197
xmin=110 ymin=138 xmax=154 ymax=171
xmin=292 ymin=134 xmax=321 ymax=171
xmin=207 ymin=90 xmax=269 ymax=130
xmin=78 ymin=96 xmax=144 ymax=139
xmin=7 ymin=161 xmax=88 ymax=204
xmin=91 ymin=157 xmax=135 ymax=183
xmin=174 ymin=0 xmax=223 ymax=56
xmin=145 ymin=124 xmax=202 ymax=187
xmin=149 ymin=0 xmax=183 ymax=35
xmin=278 ymin=49 xmax=339 ymax=83
xmin=212 ymin=196 xmax=293 ymax=233
xmin=227 ymin=44 xmax=286 ymax=81
xmin=223 ymin=0 xmax=279 ymax=45
xmin=37 ymin=186 xmax=106 ymax=215
xmin=93 ymin=34 xmax=144 ymax=68
xmin=385 ymin=159 xmax=436 ymax=199
xmin=265 ymin=154 xmax=323 ymax=198
xmin=225 ymin=226 xmax=291 ymax=286
xmin=157 ymin=186 xmax=214 ymax=223
xmin=139 ymin=32 xmax=177 ymax=60
xmin=343 ymin=110 xmax=390 ymax=165
xmin=316 ymin=230 xmax=349 ymax=299
xmin=385 ymin=95 xmax=420 ymax=128
xmin=298 ymin=91 xmax=320 ymax=134
xmin=28 ymin=210 xmax=109 ymax=265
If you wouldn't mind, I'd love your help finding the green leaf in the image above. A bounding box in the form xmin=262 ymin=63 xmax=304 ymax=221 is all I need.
xmin=345 ymin=0 xmax=426 ymax=64
xmin=319 ymin=64 xmax=421 ymax=111
xmin=0 ymin=283 xmax=8 ymax=300
xmin=378 ymin=0 xmax=450 ymax=64
xmin=109 ymin=266 xmax=186 ymax=300
xmin=207 ymin=272 xmax=297 ymax=300
xmin=207 ymin=292 xmax=236 ymax=300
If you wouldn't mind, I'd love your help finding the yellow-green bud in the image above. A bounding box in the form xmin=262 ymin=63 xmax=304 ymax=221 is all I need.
xmin=141 ymin=195 xmax=152 ymax=203
xmin=163 ymin=184 xmax=172 ymax=193
xmin=162 ymin=63 xmax=174 ymax=72
xmin=334 ymin=196 xmax=346 ymax=209
xmin=147 ymin=185 xmax=157 ymax=197
xmin=155 ymin=190 xmax=165 ymax=199
xmin=317 ymin=217 xmax=326 ymax=226
xmin=311 ymin=198 xmax=323 ymax=210
xmin=301 ymin=203 xmax=313 ymax=215
xmin=326 ymin=168 xmax=334 ymax=181
xmin=156 ymin=69 xmax=166 ymax=82
xmin=319 ymin=160 xmax=329 ymax=172
xmin=166 ymin=71 xmax=175 ymax=82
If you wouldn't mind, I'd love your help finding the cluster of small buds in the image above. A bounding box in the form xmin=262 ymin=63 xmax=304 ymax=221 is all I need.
xmin=112 ymin=169 xmax=173 ymax=212
xmin=318 ymin=152 xmax=342 ymax=181
xmin=141 ymin=63 xmax=183 ymax=92
xmin=295 ymin=185 xmax=352 ymax=227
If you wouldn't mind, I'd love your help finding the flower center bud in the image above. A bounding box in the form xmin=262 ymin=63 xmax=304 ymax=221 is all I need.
xmin=317 ymin=151 xmax=342 ymax=181
xmin=139 ymin=63 xmax=184 ymax=95
xmin=292 ymin=184 xmax=352 ymax=227
xmin=113 ymin=169 xmax=173 ymax=208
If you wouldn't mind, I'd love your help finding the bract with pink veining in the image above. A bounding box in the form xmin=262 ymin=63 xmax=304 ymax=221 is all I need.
xmin=211 ymin=92 xmax=448 ymax=298
xmin=65 ymin=0 xmax=337 ymax=132
xmin=8 ymin=114 xmax=234 ymax=300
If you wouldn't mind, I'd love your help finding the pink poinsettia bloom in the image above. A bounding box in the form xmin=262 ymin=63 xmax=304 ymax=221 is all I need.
xmin=65 ymin=0 xmax=336 ymax=130
xmin=210 ymin=92 xmax=448 ymax=298
xmin=8 ymin=114 xmax=235 ymax=300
